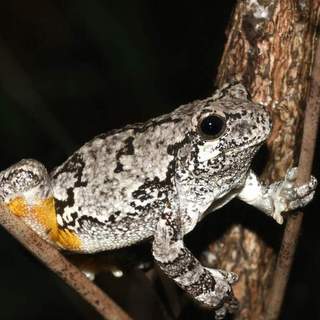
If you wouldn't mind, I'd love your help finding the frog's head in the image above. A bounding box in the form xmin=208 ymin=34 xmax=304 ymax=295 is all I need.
xmin=181 ymin=84 xmax=272 ymax=174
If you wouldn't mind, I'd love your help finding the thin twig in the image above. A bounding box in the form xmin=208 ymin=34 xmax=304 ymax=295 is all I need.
xmin=265 ymin=35 xmax=320 ymax=320
xmin=0 ymin=203 xmax=132 ymax=320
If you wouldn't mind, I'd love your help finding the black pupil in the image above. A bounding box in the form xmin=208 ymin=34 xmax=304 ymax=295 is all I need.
xmin=200 ymin=115 xmax=225 ymax=137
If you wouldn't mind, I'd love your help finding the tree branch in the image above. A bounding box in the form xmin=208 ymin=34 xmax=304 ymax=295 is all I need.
xmin=213 ymin=1 xmax=320 ymax=318
xmin=0 ymin=202 xmax=132 ymax=320
xmin=266 ymin=29 xmax=320 ymax=320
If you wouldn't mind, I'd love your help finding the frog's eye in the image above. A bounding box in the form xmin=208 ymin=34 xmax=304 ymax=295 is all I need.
xmin=198 ymin=115 xmax=226 ymax=139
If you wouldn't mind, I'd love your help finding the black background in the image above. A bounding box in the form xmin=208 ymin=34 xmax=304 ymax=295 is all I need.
xmin=0 ymin=1 xmax=319 ymax=319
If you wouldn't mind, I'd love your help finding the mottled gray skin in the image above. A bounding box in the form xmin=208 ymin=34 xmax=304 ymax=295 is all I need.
xmin=51 ymin=84 xmax=270 ymax=253
xmin=0 ymin=84 xmax=316 ymax=319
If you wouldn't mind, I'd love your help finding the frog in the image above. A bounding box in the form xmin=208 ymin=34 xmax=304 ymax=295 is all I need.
xmin=0 ymin=84 xmax=316 ymax=319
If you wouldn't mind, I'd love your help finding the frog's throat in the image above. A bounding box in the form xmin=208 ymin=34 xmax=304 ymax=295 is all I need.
xmin=7 ymin=196 xmax=81 ymax=251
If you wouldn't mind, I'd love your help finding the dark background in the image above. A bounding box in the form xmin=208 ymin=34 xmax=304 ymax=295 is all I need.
xmin=0 ymin=1 xmax=319 ymax=319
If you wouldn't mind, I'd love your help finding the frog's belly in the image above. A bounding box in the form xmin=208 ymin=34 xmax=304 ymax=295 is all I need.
xmin=74 ymin=218 xmax=156 ymax=253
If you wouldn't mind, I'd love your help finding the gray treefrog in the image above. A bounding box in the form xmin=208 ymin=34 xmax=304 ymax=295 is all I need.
xmin=0 ymin=84 xmax=316 ymax=319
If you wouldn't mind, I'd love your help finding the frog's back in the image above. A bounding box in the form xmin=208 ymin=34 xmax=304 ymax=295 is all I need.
xmin=50 ymin=105 xmax=193 ymax=252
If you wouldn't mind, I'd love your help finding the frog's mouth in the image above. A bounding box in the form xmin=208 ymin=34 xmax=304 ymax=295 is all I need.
xmin=223 ymin=141 xmax=263 ymax=157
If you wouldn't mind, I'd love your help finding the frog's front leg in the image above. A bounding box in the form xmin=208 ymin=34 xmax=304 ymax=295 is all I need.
xmin=238 ymin=168 xmax=317 ymax=224
xmin=152 ymin=206 xmax=239 ymax=319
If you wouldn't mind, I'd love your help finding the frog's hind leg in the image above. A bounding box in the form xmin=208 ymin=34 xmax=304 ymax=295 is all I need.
xmin=0 ymin=159 xmax=82 ymax=251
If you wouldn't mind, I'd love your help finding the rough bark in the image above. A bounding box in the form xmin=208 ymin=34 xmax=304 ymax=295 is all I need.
xmin=211 ymin=1 xmax=320 ymax=319
xmin=266 ymin=34 xmax=320 ymax=320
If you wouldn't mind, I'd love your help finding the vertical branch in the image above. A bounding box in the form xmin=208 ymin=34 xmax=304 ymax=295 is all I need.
xmin=212 ymin=0 xmax=320 ymax=319
xmin=0 ymin=203 xmax=132 ymax=320
xmin=266 ymin=31 xmax=320 ymax=320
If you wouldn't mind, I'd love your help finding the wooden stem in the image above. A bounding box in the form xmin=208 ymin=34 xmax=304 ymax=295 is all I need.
xmin=266 ymin=32 xmax=320 ymax=320
xmin=0 ymin=203 xmax=132 ymax=320
xmin=214 ymin=1 xmax=320 ymax=318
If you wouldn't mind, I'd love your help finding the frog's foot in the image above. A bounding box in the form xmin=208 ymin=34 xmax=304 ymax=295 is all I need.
xmin=214 ymin=295 xmax=239 ymax=320
xmin=270 ymin=167 xmax=317 ymax=224
xmin=202 ymin=268 xmax=239 ymax=320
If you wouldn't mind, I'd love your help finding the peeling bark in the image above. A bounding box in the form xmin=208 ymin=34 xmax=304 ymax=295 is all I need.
xmin=211 ymin=1 xmax=320 ymax=319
